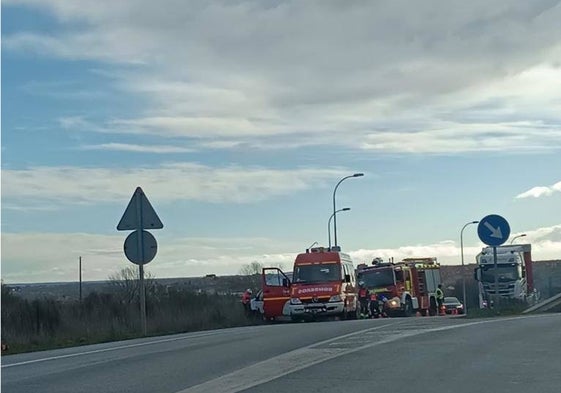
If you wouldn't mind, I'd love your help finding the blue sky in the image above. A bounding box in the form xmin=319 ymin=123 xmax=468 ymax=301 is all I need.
xmin=2 ymin=0 xmax=561 ymax=283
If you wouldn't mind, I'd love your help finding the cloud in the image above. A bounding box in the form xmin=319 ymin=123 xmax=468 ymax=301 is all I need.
xmin=515 ymin=181 xmax=561 ymax=199
xmin=352 ymin=224 xmax=561 ymax=266
xmin=3 ymin=224 xmax=559 ymax=283
xmin=80 ymin=143 xmax=195 ymax=154
xmin=4 ymin=1 xmax=561 ymax=153
xmin=0 ymin=232 xmax=299 ymax=283
xmin=1 ymin=163 xmax=347 ymax=206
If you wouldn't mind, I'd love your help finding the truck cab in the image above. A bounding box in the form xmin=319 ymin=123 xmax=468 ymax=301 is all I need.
xmin=474 ymin=244 xmax=538 ymax=307
xmin=288 ymin=247 xmax=358 ymax=321
xmin=357 ymin=257 xmax=441 ymax=317
xmin=260 ymin=247 xmax=358 ymax=322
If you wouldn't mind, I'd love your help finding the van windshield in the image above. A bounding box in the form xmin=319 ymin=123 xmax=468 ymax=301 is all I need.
xmin=293 ymin=263 xmax=341 ymax=283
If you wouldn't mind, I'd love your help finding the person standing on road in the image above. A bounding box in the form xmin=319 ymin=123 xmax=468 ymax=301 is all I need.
xmin=436 ymin=284 xmax=444 ymax=314
xmin=358 ymin=282 xmax=369 ymax=318
xmin=241 ymin=289 xmax=252 ymax=316
xmin=369 ymin=291 xmax=380 ymax=318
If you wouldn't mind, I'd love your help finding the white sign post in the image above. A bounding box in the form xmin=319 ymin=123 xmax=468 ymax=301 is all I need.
xmin=117 ymin=187 xmax=163 ymax=336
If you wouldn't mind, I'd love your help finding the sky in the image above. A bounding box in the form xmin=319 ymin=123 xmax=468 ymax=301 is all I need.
xmin=2 ymin=0 xmax=561 ymax=284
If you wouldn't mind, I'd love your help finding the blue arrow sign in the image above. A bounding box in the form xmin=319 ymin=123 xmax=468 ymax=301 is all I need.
xmin=477 ymin=214 xmax=510 ymax=246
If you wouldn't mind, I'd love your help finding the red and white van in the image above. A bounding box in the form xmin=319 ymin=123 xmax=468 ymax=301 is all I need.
xmin=261 ymin=247 xmax=358 ymax=321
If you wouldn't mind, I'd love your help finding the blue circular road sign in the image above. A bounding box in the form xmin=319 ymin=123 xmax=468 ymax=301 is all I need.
xmin=477 ymin=214 xmax=511 ymax=246
xmin=124 ymin=230 xmax=158 ymax=265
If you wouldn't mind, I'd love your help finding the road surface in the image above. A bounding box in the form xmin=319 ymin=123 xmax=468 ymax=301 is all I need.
xmin=2 ymin=314 xmax=560 ymax=393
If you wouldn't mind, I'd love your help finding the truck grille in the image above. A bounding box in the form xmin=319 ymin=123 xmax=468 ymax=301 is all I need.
xmin=301 ymin=296 xmax=330 ymax=304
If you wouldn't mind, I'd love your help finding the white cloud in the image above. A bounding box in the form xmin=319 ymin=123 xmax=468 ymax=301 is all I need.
xmin=4 ymin=1 xmax=561 ymax=153
xmin=80 ymin=143 xmax=195 ymax=154
xmin=3 ymin=224 xmax=559 ymax=284
xmin=516 ymin=181 xmax=561 ymax=199
xmin=0 ymin=232 xmax=299 ymax=283
xmin=1 ymin=163 xmax=347 ymax=206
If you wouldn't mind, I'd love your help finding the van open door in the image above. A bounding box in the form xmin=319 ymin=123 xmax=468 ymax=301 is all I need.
xmin=262 ymin=267 xmax=291 ymax=320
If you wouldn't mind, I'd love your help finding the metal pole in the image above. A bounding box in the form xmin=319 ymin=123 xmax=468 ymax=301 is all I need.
xmin=329 ymin=208 xmax=351 ymax=249
xmin=510 ymin=234 xmax=527 ymax=244
xmin=79 ymin=256 xmax=82 ymax=303
xmin=460 ymin=221 xmax=478 ymax=315
xmin=328 ymin=212 xmax=333 ymax=249
xmin=493 ymin=246 xmax=499 ymax=312
xmin=332 ymin=173 xmax=363 ymax=248
xmin=136 ymin=191 xmax=147 ymax=336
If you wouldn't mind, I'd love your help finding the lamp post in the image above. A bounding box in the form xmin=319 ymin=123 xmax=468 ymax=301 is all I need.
xmin=461 ymin=220 xmax=479 ymax=315
xmin=332 ymin=173 xmax=363 ymax=249
xmin=328 ymin=208 xmax=350 ymax=249
xmin=510 ymin=234 xmax=527 ymax=244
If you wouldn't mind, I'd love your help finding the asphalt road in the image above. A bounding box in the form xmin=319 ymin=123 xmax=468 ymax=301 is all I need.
xmin=2 ymin=314 xmax=560 ymax=393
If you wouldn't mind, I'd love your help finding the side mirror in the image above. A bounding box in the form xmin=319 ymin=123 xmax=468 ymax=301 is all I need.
xmin=282 ymin=278 xmax=289 ymax=287
xmin=344 ymin=274 xmax=351 ymax=283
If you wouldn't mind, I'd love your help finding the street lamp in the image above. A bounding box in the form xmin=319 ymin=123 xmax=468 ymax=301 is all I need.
xmin=332 ymin=173 xmax=363 ymax=249
xmin=510 ymin=234 xmax=527 ymax=244
xmin=461 ymin=220 xmax=479 ymax=315
xmin=328 ymin=208 xmax=350 ymax=249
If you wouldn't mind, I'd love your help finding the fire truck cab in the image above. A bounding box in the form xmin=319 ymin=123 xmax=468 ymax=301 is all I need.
xmin=288 ymin=247 xmax=358 ymax=321
xmin=357 ymin=257 xmax=441 ymax=317
xmin=260 ymin=247 xmax=358 ymax=322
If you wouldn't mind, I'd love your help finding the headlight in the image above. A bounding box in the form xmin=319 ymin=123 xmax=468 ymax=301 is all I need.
xmin=329 ymin=295 xmax=342 ymax=302
xmin=388 ymin=298 xmax=400 ymax=308
xmin=290 ymin=298 xmax=302 ymax=305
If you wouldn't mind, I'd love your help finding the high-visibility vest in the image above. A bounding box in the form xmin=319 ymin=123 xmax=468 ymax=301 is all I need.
xmin=436 ymin=288 xmax=444 ymax=299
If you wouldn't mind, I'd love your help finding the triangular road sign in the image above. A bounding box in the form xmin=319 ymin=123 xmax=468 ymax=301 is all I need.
xmin=117 ymin=187 xmax=164 ymax=231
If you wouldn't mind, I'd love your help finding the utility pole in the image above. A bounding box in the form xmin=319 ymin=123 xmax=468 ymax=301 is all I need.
xmin=79 ymin=256 xmax=83 ymax=302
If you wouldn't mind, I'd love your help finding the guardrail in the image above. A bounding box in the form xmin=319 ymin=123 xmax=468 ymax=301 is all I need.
xmin=522 ymin=292 xmax=561 ymax=314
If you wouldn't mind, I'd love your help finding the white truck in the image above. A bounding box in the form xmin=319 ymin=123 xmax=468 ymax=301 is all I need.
xmin=474 ymin=243 xmax=539 ymax=307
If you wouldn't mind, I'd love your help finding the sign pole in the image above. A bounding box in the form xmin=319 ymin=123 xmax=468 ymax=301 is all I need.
xmin=493 ymin=246 xmax=499 ymax=312
xmin=136 ymin=192 xmax=147 ymax=336
xmin=117 ymin=187 xmax=163 ymax=337
xmin=477 ymin=214 xmax=510 ymax=313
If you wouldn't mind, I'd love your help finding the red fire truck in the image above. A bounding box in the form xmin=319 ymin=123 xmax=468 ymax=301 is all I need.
xmin=357 ymin=257 xmax=441 ymax=317
xmin=260 ymin=247 xmax=359 ymax=321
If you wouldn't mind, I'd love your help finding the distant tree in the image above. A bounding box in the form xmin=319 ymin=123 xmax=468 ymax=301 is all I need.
xmin=239 ymin=261 xmax=264 ymax=276
xmin=108 ymin=266 xmax=157 ymax=304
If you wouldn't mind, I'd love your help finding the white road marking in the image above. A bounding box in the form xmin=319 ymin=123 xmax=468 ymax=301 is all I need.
xmin=176 ymin=317 xmax=528 ymax=393
xmin=1 ymin=330 xmax=223 ymax=368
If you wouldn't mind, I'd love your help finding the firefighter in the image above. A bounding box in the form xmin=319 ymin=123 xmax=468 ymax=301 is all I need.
xmin=358 ymin=282 xmax=369 ymax=318
xmin=369 ymin=291 xmax=380 ymax=318
xmin=436 ymin=284 xmax=444 ymax=315
xmin=241 ymin=288 xmax=252 ymax=316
